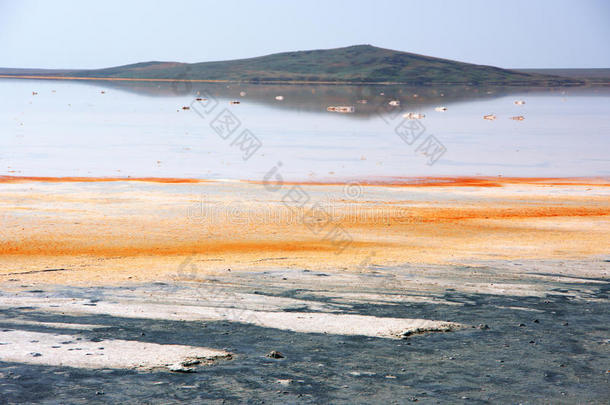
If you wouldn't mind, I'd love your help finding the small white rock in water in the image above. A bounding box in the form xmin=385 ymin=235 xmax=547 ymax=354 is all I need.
xmin=239 ymin=91 xmax=246 ymax=97
xmin=388 ymin=100 xmax=400 ymax=106
xmin=403 ymin=112 xmax=425 ymax=120
xmin=275 ymin=95 xmax=284 ymax=100
xmin=327 ymin=106 xmax=354 ymax=113
xmin=349 ymin=370 xmax=376 ymax=377
xmin=435 ymin=106 xmax=448 ymax=112
xmin=276 ymin=379 xmax=292 ymax=386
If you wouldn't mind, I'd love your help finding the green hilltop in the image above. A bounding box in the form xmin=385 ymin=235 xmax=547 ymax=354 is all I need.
xmin=3 ymin=45 xmax=585 ymax=85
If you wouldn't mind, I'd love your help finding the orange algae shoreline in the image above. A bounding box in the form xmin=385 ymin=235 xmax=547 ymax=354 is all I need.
xmin=0 ymin=178 xmax=608 ymax=285
xmin=1 ymin=175 xmax=608 ymax=187
xmin=0 ymin=176 xmax=204 ymax=184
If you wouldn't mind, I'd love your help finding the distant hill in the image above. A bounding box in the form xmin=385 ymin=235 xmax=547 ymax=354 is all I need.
xmin=518 ymin=68 xmax=610 ymax=84
xmin=0 ymin=67 xmax=74 ymax=75
xmin=0 ymin=45 xmax=591 ymax=85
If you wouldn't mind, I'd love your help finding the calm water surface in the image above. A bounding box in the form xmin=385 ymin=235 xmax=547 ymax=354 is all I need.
xmin=1 ymin=79 xmax=608 ymax=180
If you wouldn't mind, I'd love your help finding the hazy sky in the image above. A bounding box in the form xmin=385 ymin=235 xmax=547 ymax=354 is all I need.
xmin=1 ymin=0 xmax=608 ymax=69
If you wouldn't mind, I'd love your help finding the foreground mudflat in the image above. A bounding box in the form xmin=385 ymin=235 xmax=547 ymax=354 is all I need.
xmin=0 ymin=263 xmax=608 ymax=403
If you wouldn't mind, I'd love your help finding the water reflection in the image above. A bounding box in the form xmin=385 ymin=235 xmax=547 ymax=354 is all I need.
xmin=78 ymin=80 xmax=610 ymax=117
xmin=1 ymin=78 xmax=608 ymax=179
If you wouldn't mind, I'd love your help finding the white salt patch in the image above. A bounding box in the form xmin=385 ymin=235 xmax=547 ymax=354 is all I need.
xmin=0 ymin=296 xmax=463 ymax=339
xmin=0 ymin=330 xmax=230 ymax=370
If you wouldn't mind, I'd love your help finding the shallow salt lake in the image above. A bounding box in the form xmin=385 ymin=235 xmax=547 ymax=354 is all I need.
xmin=0 ymin=79 xmax=608 ymax=180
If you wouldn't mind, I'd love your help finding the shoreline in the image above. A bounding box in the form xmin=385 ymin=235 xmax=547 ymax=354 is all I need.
xmin=0 ymin=74 xmax=595 ymax=86
xmin=1 ymin=175 xmax=609 ymax=186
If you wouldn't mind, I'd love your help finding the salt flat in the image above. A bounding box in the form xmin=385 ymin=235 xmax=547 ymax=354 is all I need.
xmin=0 ymin=178 xmax=608 ymax=403
xmin=0 ymin=178 xmax=607 ymax=285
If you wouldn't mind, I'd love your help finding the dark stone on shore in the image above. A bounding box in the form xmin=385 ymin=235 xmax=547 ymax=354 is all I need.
xmin=267 ymin=350 xmax=284 ymax=359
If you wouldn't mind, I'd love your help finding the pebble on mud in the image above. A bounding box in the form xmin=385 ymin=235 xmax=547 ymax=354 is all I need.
xmin=267 ymin=350 xmax=284 ymax=359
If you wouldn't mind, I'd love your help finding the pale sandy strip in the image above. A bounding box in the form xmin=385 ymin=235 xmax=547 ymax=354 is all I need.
xmin=0 ymin=318 xmax=106 ymax=330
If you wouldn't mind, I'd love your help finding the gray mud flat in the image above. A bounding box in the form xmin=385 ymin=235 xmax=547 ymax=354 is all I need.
xmin=0 ymin=261 xmax=609 ymax=404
